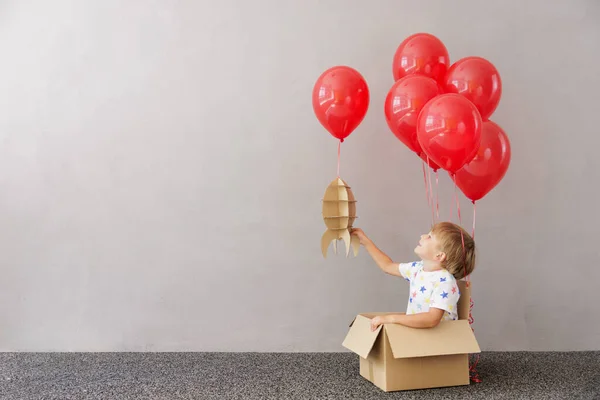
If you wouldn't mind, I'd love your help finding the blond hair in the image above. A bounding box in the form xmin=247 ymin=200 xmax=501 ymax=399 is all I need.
xmin=431 ymin=222 xmax=476 ymax=280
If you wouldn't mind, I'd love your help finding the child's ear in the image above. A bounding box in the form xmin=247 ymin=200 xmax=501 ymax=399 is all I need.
xmin=437 ymin=252 xmax=446 ymax=262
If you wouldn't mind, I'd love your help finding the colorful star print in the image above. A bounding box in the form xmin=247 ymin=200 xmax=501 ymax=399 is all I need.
xmin=400 ymin=261 xmax=460 ymax=321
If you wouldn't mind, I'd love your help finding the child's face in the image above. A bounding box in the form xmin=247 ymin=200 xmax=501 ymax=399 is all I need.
xmin=414 ymin=231 xmax=443 ymax=261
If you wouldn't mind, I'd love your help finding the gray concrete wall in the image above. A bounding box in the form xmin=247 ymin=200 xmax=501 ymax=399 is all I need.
xmin=0 ymin=0 xmax=598 ymax=351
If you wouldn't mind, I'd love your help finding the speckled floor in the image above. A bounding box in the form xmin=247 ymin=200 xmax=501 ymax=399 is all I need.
xmin=0 ymin=352 xmax=598 ymax=399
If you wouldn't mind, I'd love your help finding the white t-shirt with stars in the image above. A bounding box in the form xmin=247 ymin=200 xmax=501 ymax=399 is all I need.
xmin=398 ymin=261 xmax=461 ymax=321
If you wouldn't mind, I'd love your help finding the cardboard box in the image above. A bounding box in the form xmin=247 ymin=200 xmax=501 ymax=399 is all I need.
xmin=342 ymin=280 xmax=480 ymax=392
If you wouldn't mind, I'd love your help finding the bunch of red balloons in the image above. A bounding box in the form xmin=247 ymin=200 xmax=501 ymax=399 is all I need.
xmin=312 ymin=32 xmax=510 ymax=204
xmin=385 ymin=33 xmax=510 ymax=204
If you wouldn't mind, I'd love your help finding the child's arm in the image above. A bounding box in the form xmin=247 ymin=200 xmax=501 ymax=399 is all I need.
xmin=370 ymin=308 xmax=445 ymax=330
xmin=350 ymin=228 xmax=400 ymax=276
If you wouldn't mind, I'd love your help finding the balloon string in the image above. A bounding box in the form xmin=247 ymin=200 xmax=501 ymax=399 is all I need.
xmin=449 ymin=180 xmax=454 ymax=222
xmin=469 ymin=298 xmax=481 ymax=382
xmin=452 ymin=182 xmax=480 ymax=383
xmin=421 ymin=160 xmax=431 ymax=222
xmin=454 ymin=178 xmax=462 ymax=226
xmin=454 ymin=178 xmax=467 ymax=283
xmin=472 ymin=201 xmax=477 ymax=239
xmin=426 ymin=157 xmax=434 ymax=225
xmin=337 ymin=140 xmax=341 ymax=177
xmin=435 ymin=170 xmax=440 ymax=220
xmin=468 ymin=286 xmax=481 ymax=382
xmin=454 ymin=182 xmax=462 ymax=226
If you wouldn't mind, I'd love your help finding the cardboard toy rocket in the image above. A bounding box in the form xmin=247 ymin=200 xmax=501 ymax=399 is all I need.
xmin=321 ymin=177 xmax=360 ymax=258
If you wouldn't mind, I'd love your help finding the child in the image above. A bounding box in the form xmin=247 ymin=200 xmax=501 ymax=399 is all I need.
xmin=350 ymin=222 xmax=475 ymax=331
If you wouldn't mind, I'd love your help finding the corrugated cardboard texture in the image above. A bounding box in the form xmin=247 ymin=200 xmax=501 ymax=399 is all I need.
xmin=359 ymin=312 xmax=397 ymax=319
xmin=380 ymin=324 xmax=471 ymax=391
xmin=385 ymin=320 xmax=481 ymax=358
xmin=384 ymin=353 xmax=470 ymax=391
xmin=358 ymin=331 xmax=386 ymax=390
xmin=322 ymin=178 xmax=356 ymax=229
xmin=457 ymin=280 xmax=470 ymax=320
xmin=321 ymin=177 xmax=360 ymax=257
xmin=342 ymin=315 xmax=382 ymax=359
xmin=345 ymin=282 xmax=480 ymax=392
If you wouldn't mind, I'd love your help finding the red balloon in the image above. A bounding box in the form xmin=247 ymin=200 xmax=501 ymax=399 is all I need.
xmin=384 ymin=75 xmax=441 ymax=155
xmin=444 ymin=56 xmax=502 ymax=120
xmin=312 ymin=66 xmax=369 ymax=141
xmin=419 ymin=152 xmax=440 ymax=171
xmin=417 ymin=93 xmax=482 ymax=173
xmin=453 ymin=120 xmax=511 ymax=202
xmin=392 ymin=33 xmax=450 ymax=84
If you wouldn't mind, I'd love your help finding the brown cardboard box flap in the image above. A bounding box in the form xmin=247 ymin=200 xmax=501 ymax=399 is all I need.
xmin=384 ymin=320 xmax=480 ymax=359
xmin=457 ymin=280 xmax=471 ymax=320
xmin=342 ymin=315 xmax=383 ymax=359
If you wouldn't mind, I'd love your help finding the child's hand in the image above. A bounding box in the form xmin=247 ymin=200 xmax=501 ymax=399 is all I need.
xmin=350 ymin=228 xmax=369 ymax=245
xmin=370 ymin=315 xmax=387 ymax=331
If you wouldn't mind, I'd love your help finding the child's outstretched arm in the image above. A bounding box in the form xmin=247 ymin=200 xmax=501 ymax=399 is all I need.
xmin=350 ymin=228 xmax=400 ymax=276
xmin=370 ymin=308 xmax=445 ymax=330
